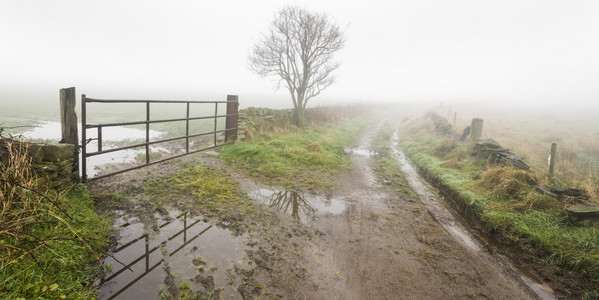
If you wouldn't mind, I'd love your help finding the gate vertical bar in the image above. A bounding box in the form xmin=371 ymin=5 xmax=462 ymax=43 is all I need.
xmin=225 ymin=95 xmax=238 ymax=142
xmin=97 ymin=126 xmax=102 ymax=152
xmin=81 ymin=94 xmax=87 ymax=182
xmin=146 ymin=102 xmax=150 ymax=164
xmin=214 ymin=102 xmax=218 ymax=145
xmin=145 ymin=234 xmax=149 ymax=272
xmin=186 ymin=102 xmax=190 ymax=153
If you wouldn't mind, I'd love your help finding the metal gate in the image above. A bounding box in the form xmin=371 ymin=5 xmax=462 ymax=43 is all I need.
xmin=81 ymin=95 xmax=238 ymax=182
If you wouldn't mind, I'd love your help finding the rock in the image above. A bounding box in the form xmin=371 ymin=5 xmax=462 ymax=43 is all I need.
xmin=535 ymin=185 xmax=557 ymax=197
xmin=536 ymin=185 xmax=590 ymax=199
xmin=42 ymin=143 xmax=75 ymax=162
xmin=459 ymin=126 xmax=470 ymax=141
xmin=473 ymin=139 xmax=530 ymax=170
xmin=566 ymin=204 xmax=599 ymax=227
xmin=548 ymin=186 xmax=588 ymax=198
xmin=425 ymin=112 xmax=455 ymax=137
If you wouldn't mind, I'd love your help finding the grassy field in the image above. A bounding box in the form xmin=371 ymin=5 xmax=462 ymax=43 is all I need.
xmin=399 ymin=114 xmax=599 ymax=297
xmin=437 ymin=103 xmax=599 ymax=197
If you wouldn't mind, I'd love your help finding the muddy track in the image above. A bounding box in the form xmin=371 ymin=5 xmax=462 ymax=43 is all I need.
xmin=91 ymin=119 xmax=551 ymax=299
xmin=284 ymin=120 xmax=544 ymax=299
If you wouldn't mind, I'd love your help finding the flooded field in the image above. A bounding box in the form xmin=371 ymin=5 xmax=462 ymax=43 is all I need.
xmin=249 ymin=189 xmax=345 ymax=223
xmin=18 ymin=121 xmax=220 ymax=178
xmin=20 ymin=121 xmax=166 ymax=177
xmin=99 ymin=210 xmax=250 ymax=299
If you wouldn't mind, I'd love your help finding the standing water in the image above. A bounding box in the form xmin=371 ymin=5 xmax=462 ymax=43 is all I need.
xmin=21 ymin=121 xmax=165 ymax=177
xmin=99 ymin=210 xmax=250 ymax=299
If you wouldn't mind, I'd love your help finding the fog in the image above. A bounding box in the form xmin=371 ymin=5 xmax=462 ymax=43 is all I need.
xmin=1 ymin=0 xmax=598 ymax=111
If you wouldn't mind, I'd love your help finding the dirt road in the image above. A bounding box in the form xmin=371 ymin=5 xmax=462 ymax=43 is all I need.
xmin=93 ymin=120 xmax=551 ymax=299
xmin=277 ymin=121 xmax=544 ymax=299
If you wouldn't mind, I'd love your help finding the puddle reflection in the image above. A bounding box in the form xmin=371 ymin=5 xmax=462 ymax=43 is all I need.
xmin=251 ymin=189 xmax=345 ymax=223
xmin=99 ymin=211 xmax=247 ymax=300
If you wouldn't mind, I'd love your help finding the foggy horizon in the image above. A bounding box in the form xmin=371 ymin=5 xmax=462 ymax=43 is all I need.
xmin=1 ymin=0 xmax=598 ymax=110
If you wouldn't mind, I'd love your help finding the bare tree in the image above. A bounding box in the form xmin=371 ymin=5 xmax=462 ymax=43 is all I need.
xmin=249 ymin=6 xmax=345 ymax=125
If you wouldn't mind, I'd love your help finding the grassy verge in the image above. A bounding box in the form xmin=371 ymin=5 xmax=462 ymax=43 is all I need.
xmin=400 ymin=116 xmax=599 ymax=297
xmin=219 ymin=118 xmax=369 ymax=190
xmin=0 ymin=142 xmax=111 ymax=299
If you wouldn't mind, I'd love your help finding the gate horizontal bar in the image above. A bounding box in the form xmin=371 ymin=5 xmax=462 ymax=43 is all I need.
xmin=85 ymin=114 xmax=237 ymax=128
xmin=85 ymin=128 xmax=235 ymax=157
xmin=85 ymin=98 xmax=234 ymax=104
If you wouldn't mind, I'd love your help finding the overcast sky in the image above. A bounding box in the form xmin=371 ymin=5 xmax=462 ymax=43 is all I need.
xmin=1 ymin=0 xmax=598 ymax=109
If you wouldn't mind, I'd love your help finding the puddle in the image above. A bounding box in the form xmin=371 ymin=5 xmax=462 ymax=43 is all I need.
xmin=344 ymin=148 xmax=378 ymax=157
xmin=98 ymin=210 xmax=249 ymax=299
xmin=250 ymin=189 xmax=345 ymax=223
xmin=389 ymin=128 xmax=556 ymax=300
xmin=20 ymin=121 xmax=173 ymax=177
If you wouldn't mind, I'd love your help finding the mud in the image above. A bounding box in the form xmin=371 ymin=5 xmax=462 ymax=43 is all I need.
xmin=389 ymin=129 xmax=555 ymax=299
xmin=90 ymin=118 xmax=560 ymax=299
xmin=282 ymin=120 xmax=542 ymax=299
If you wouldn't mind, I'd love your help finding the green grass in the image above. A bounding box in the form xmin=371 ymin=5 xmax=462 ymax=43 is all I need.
xmin=144 ymin=165 xmax=264 ymax=233
xmin=400 ymin=116 xmax=599 ymax=292
xmin=0 ymin=185 xmax=111 ymax=299
xmin=219 ymin=118 xmax=368 ymax=190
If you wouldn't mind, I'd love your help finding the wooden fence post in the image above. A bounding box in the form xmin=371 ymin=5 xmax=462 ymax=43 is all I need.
xmin=60 ymin=87 xmax=77 ymax=144
xmin=453 ymin=112 xmax=457 ymax=129
xmin=549 ymin=143 xmax=557 ymax=177
xmin=470 ymin=118 xmax=484 ymax=142
xmin=59 ymin=87 xmax=79 ymax=173
xmin=225 ymin=95 xmax=239 ymax=142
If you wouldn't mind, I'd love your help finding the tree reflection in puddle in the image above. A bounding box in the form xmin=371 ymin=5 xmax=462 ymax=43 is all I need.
xmin=267 ymin=190 xmax=317 ymax=221
xmin=251 ymin=189 xmax=346 ymax=223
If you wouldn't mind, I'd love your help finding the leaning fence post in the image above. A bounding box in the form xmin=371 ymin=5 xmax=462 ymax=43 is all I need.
xmin=470 ymin=118 xmax=484 ymax=142
xmin=59 ymin=87 xmax=79 ymax=173
xmin=549 ymin=143 xmax=557 ymax=177
xmin=225 ymin=95 xmax=239 ymax=142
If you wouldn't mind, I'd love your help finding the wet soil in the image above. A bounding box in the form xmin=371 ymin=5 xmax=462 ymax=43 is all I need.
xmin=89 ymin=120 xmax=553 ymax=299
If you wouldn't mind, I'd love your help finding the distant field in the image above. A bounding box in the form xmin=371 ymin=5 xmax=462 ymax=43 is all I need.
xmin=0 ymin=99 xmax=224 ymax=136
xmin=435 ymin=103 xmax=599 ymax=196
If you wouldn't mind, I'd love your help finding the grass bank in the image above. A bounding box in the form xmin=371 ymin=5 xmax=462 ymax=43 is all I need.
xmin=0 ymin=141 xmax=111 ymax=299
xmin=219 ymin=117 xmax=370 ymax=190
xmin=399 ymin=116 xmax=599 ymax=298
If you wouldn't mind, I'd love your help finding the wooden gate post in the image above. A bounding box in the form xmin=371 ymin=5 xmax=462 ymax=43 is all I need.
xmin=470 ymin=118 xmax=484 ymax=142
xmin=225 ymin=95 xmax=239 ymax=142
xmin=59 ymin=87 xmax=79 ymax=173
